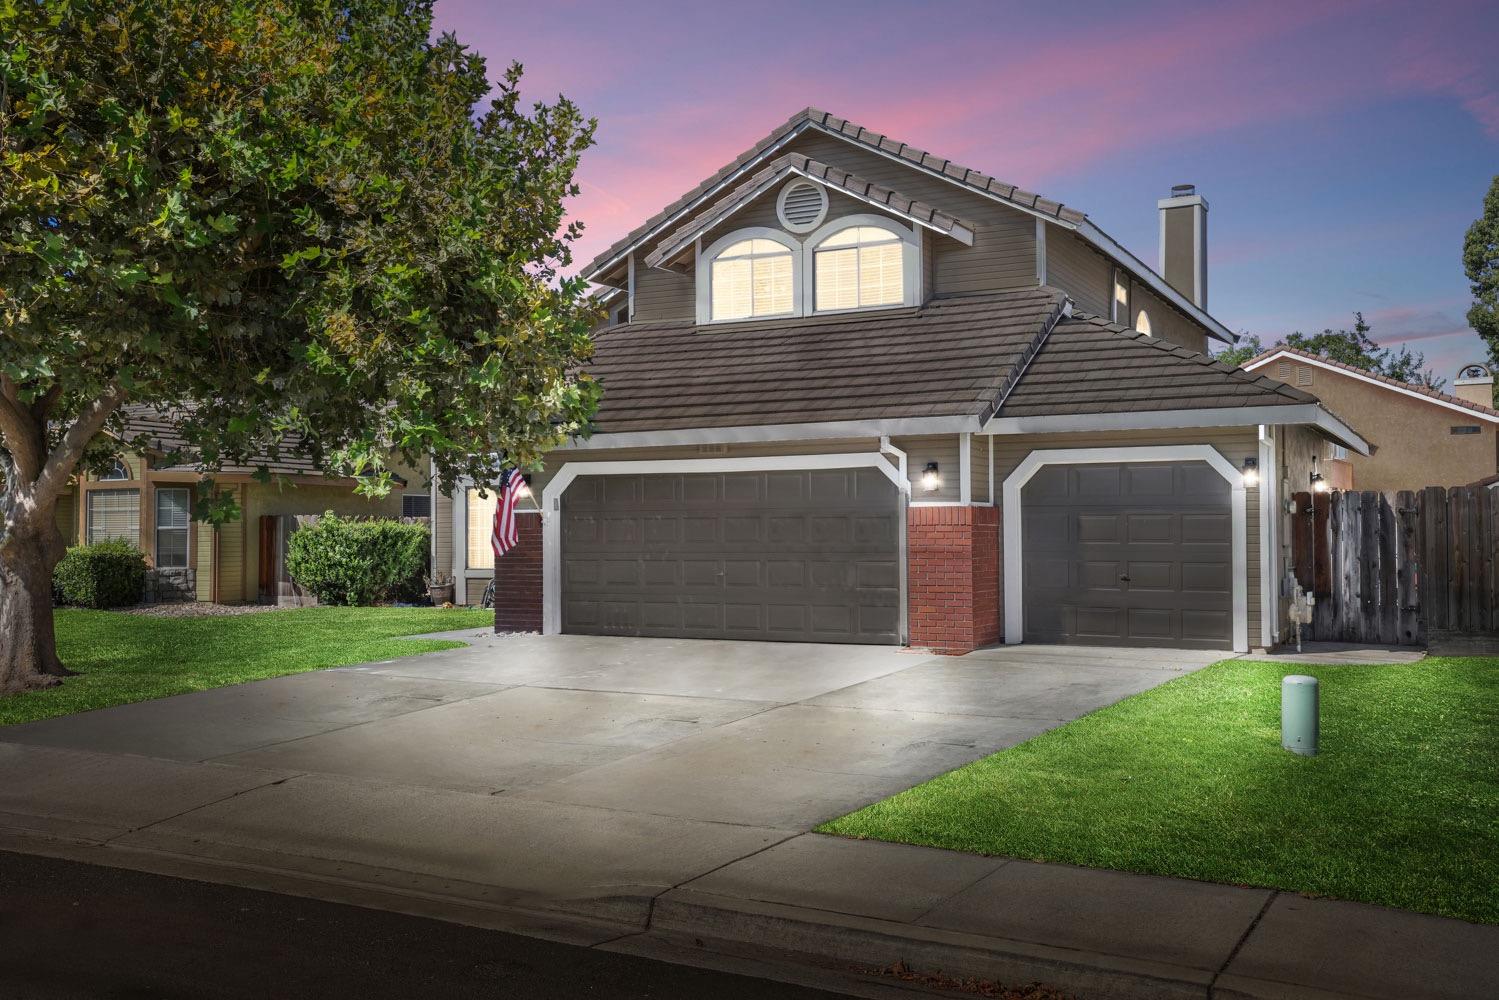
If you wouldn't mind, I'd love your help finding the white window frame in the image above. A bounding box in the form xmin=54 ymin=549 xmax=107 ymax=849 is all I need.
xmin=804 ymin=214 xmax=920 ymax=316
xmin=695 ymin=227 xmax=801 ymax=325
xmin=154 ymin=486 xmax=192 ymax=569
xmin=1135 ymin=308 xmax=1153 ymax=337
xmin=1001 ymin=446 xmax=1249 ymax=653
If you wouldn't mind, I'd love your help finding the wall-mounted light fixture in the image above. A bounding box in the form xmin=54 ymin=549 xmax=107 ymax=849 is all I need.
xmin=921 ymin=461 xmax=942 ymax=493
xmin=1241 ymin=457 xmax=1260 ymax=488
xmin=1310 ymin=472 xmax=1328 ymax=493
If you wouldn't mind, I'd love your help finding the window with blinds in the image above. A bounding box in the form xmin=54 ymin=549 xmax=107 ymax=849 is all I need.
xmin=814 ymin=226 xmax=904 ymax=311
xmin=87 ymin=489 xmax=140 ymax=546
xmin=401 ymin=493 xmax=432 ymax=518
xmin=710 ymin=238 xmax=793 ymax=321
xmin=466 ymin=488 xmax=497 ymax=570
xmin=155 ymin=487 xmax=191 ymax=568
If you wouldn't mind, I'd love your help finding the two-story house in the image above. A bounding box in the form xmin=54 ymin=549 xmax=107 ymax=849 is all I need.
xmin=433 ymin=108 xmax=1368 ymax=654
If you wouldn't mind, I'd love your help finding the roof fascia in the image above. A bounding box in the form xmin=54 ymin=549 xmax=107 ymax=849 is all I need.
xmin=1076 ymin=220 xmax=1236 ymax=345
xmin=583 ymin=121 xmax=815 ymax=282
xmin=984 ymin=403 xmax=1371 ymax=455
xmin=1244 ymin=350 xmax=1499 ymax=424
xmin=650 ymin=163 xmax=976 ymax=269
xmin=556 ymin=415 xmax=983 ymax=451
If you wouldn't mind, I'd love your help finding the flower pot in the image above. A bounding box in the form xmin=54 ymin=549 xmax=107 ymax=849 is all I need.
xmin=428 ymin=583 xmax=455 ymax=606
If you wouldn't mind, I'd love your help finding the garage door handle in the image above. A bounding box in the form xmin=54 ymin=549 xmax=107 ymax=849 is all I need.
xmin=1119 ymin=574 xmax=1131 ymax=582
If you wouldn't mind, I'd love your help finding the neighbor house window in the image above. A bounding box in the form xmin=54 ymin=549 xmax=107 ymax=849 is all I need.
xmin=154 ymin=487 xmax=191 ymax=568
xmin=814 ymin=225 xmax=905 ymax=311
xmin=402 ymin=493 xmax=432 ymax=518
xmin=1135 ymin=309 xmax=1153 ymax=337
xmin=466 ymin=488 xmax=497 ymax=570
xmin=87 ymin=489 xmax=140 ymax=545
xmin=709 ymin=237 xmax=794 ymax=321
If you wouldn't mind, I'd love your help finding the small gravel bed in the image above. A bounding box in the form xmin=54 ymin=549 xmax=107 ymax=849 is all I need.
xmin=118 ymin=602 xmax=285 ymax=619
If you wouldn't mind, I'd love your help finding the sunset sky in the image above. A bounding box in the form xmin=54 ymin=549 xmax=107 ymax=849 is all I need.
xmin=433 ymin=0 xmax=1499 ymax=380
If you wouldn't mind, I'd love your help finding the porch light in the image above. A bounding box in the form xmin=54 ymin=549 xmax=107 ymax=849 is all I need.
xmin=1310 ymin=472 xmax=1328 ymax=493
xmin=921 ymin=461 xmax=942 ymax=493
xmin=1241 ymin=458 xmax=1260 ymax=488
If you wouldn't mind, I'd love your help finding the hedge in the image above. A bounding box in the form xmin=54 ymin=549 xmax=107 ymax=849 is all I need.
xmin=53 ymin=539 xmax=148 ymax=609
xmin=284 ymin=513 xmax=429 ymax=606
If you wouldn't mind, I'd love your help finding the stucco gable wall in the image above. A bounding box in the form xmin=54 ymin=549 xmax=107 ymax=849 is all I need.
xmin=1284 ymin=363 xmax=1496 ymax=491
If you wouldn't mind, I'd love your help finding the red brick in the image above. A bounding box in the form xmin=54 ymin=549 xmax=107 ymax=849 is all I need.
xmin=906 ymin=505 xmax=1000 ymax=655
xmin=491 ymin=514 xmax=542 ymax=632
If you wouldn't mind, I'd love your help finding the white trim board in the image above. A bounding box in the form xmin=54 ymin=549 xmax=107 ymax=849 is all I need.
xmin=1001 ymin=445 xmax=1250 ymax=653
xmin=539 ymin=453 xmax=911 ymax=638
xmin=1244 ymin=350 xmax=1499 ymax=424
xmin=983 ymin=404 xmax=1370 ymax=456
xmin=558 ymin=414 xmax=982 ymax=451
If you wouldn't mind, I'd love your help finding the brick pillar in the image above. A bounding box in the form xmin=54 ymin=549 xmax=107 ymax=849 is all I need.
xmin=493 ymin=514 xmax=542 ymax=632
xmin=907 ymin=505 xmax=1001 ymax=654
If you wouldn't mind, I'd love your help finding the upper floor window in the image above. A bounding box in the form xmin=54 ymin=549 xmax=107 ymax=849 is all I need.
xmin=1112 ymin=269 xmax=1130 ymax=324
xmin=812 ymin=223 xmax=908 ymax=312
xmin=709 ymin=236 xmax=794 ymax=321
xmin=101 ymin=459 xmax=130 ymax=481
xmin=1135 ymin=309 xmax=1153 ymax=337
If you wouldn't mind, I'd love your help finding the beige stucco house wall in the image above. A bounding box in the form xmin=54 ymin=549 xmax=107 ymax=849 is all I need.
xmin=1246 ymin=352 xmax=1499 ymax=492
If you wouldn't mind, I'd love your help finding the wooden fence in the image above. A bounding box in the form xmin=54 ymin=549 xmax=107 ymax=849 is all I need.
xmin=1290 ymin=486 xmax=1499 ymax=645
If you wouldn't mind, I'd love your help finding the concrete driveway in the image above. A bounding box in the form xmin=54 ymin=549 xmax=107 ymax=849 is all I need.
xmin=0 ymin=633 xmax=1217 ymax=935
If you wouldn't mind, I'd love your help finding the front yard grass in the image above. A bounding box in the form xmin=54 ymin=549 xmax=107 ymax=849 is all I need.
xmin=817 ymin=657 xmax=1499 ymax=925
xmin=0 ymin=606 xmax=494 ymax=727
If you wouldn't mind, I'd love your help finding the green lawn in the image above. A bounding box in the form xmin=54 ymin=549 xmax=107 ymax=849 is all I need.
xmin=0 ymin=606 xmax=495 ymax=727
xmin=818 ymin=657 xmax=1499 ymax=925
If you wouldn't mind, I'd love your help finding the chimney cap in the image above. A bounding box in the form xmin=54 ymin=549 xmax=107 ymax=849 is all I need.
xmin=1171 ymin=183 xmax=1196 ymax=197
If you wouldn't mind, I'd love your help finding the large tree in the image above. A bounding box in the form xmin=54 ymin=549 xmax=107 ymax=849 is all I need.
xmin=0 ymin=1 xmax=600 ymax=691
xmin=1467 ymin=174 xmax=1499 ymax=383
xmin=1215 ymin=313 xmax=1443 ymax=389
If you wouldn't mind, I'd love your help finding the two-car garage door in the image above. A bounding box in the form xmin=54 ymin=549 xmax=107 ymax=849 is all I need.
xmin=560 ymin=468 xmax=901 ymax=644
xmin=1020 ymin=461 xmax=1234 ymax=650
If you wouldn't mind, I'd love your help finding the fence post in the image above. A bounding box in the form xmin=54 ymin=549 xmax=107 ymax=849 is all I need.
xmin=1395 ymin=490 xmax=1420 ymax=644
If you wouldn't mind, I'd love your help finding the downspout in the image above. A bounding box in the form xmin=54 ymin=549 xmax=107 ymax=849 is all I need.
xmin=1258 ymin=424 xmax=1278 ymax=648
xmin=880 ymin=436 xmax=911 ymax=646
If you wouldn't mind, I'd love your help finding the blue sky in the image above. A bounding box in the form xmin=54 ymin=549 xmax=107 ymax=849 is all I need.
xmin=435 ymin=0 xmax=1499 ymax=380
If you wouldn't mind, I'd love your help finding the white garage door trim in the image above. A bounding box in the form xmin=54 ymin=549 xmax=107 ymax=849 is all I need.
xmin=541 ymin=454 xmax=911 ymax=637
xmin=1002 ymin=446 xmax=1249 ymax=652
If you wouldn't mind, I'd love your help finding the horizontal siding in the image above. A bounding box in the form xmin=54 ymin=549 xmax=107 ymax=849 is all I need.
xmin=972 ymin=434 xmax=993 ymax=504
xmin=631 ymin=259 xmax=695 ymax=321
xmin=1045 ymin=227 xmax=1110 ymax=316
xmin=1131 ymin=282 xmax=1208 ymax=354
xmin=992 ymin=426 xmax=1261 ymax=645
xmin=891 ymin=434 xmax=962 ymax=503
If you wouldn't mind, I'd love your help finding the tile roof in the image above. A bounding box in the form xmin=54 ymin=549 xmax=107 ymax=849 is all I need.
xmin=1245 ymin=346 xmax=1499 ymax=419
xmin=582 ymin=107 xmax=1086 ymax=280
xmin=118 ymin=405 xmax=334 ymax=478
xmin=643 ymin=152 xmax=977 ymax=268
xmin=1000 ymin=314 xmax=1320 ymax=418
xmin=583 ymin=287 xmax=1067 ymax=434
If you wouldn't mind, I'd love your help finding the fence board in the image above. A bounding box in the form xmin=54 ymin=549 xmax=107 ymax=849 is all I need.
xmin=1379 ymin=494 xmax=1398 ymax=644
xmin=1395 ymin=491 xmax=1421 ymax=644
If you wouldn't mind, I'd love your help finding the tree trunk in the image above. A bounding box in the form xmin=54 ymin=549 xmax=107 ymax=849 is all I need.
xmin=0 ymin=518 xmax=69 ymax=695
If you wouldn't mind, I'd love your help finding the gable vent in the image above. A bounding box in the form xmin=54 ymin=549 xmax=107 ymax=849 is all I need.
xmin=777 ymin=181 xmax=828 ymax=233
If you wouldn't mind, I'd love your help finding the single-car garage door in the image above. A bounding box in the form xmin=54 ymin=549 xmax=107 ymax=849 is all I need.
xmin=561 ymin=468 xmax=901 ymax=644
xmin=1021 ymin=461 xmax=1232 ymax=650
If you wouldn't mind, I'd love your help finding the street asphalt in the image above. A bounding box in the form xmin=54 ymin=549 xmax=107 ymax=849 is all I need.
xmin=0 ymin=849 xmax=858 ymax=999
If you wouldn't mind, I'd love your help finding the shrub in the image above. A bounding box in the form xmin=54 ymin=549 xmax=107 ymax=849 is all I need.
xmin=284 ymin=513 xmax=430 ymax=606
xmin=53 ymin=539 xmax=148 ymax=609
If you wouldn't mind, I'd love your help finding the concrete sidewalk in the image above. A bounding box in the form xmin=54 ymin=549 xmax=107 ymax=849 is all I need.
xmin=1 ymin=739 xmax=1494 ymax=1000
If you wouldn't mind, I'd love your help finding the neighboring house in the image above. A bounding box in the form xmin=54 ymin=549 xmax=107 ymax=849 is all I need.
xmin=432 ymin=108 xmax=1369 ymax=653
xmin=1242 ymin=350 xmax=1499 ymax=492
xmin=60 ymin=405 xmax=430 ymax=605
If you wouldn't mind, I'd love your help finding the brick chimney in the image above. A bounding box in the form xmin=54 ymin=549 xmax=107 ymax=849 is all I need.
xmin=1453 ymin=364 xmax=1494 ymax=407
xmin=1158 ymin=184 xmax=1208 ymax=309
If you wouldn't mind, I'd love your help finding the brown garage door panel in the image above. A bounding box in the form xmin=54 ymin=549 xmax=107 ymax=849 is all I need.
xmin=562 ymin=469 xmax=900 ymax=644
xmin=1022 ymin=461 xmax=1232 ymax=650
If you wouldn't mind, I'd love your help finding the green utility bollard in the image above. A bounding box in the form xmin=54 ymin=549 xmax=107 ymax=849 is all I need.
xmin=1281 ymin=674 xmax=1319 ymax=756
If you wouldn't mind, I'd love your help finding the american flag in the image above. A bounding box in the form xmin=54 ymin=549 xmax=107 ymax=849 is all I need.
xmin=491 ymin=468 xmax=529 ymax=559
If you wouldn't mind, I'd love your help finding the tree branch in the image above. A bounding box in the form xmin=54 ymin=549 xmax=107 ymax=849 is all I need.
xmin=33 ymin=387 xmax=126 ymax=507
xmin=0 ymin=376 xmax=44 ymax=485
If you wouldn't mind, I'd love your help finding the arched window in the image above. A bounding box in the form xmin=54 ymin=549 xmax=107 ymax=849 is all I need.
xmin=1135 ymin=309 xmax=1153 ymax=337
xmin=101 ymin=459 xmax=130 ymax=481
xmin=706 ymin=234 xmax=794 ymax=321
xmin=810 ymin=220 xmax=913 ymax=312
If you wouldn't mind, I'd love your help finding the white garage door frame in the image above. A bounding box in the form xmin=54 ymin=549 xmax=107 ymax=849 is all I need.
xmin=540 ymin=454 xmax=911 ymax=639
xmin=1001 ymin=445 xmax=1249 ymax=653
